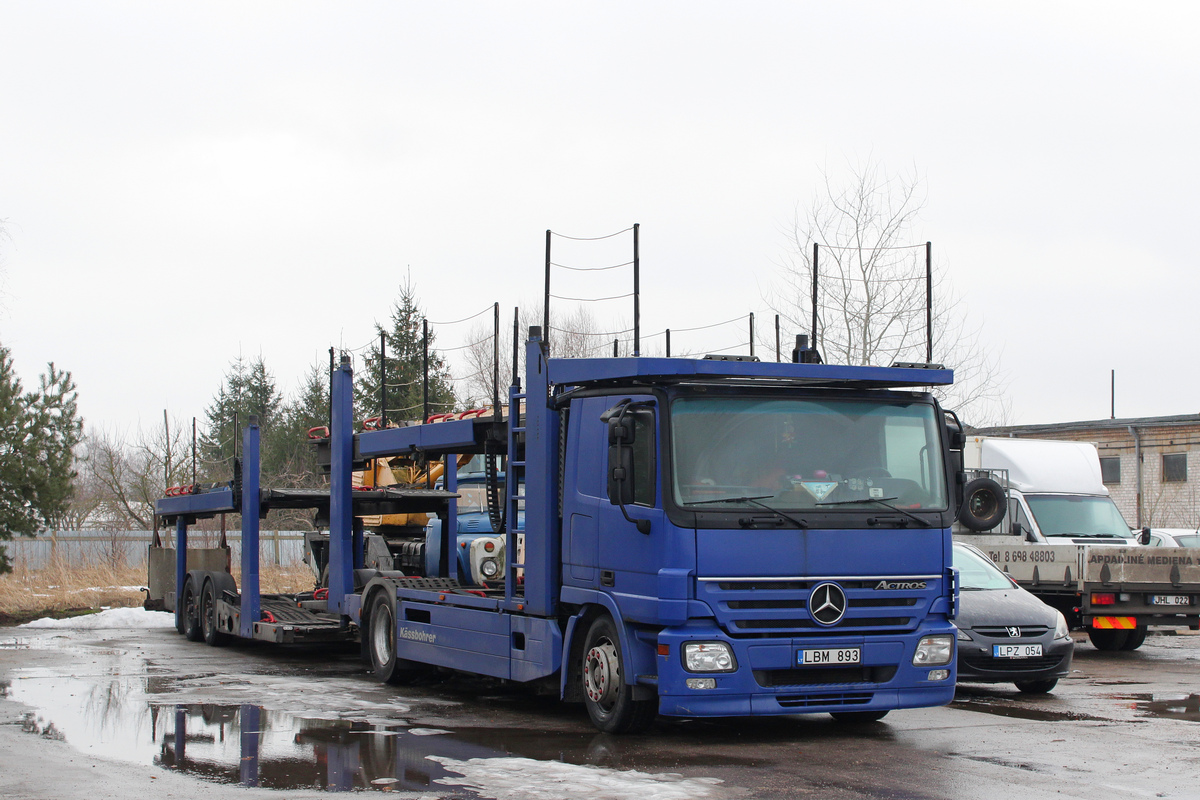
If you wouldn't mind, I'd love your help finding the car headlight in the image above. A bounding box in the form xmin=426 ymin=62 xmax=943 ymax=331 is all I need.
xmin=683 ymin=641 xmax=737 ymax=672
xmin=913 ymin=634 xmax=954 ymax=666
xmin=955 ymin=626 xmax=972 ymax=642
xmin=1054 ymin=611 xmax=1070 ymax=639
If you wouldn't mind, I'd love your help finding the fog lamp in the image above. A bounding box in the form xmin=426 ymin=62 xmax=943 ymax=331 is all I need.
xmin=686 ymin=678 xmax=718 ymax=690
xmin=927 ymin=669 xmax=950 ymax=681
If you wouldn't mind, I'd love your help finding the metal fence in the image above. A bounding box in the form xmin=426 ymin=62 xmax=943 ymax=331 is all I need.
xmin=3 ymin=530 xmax=309 ymax=570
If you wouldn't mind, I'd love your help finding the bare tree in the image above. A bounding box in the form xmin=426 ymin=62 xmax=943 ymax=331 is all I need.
xmin=768 ymin=160 xmax=1008 ymax=426
xmin=77 ymin=417 xmax=192 ymax=530
xmin=457 ymin=302 xmax=623 ymax=407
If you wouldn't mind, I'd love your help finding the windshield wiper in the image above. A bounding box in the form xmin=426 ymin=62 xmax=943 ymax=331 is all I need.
xmin=816 ymin=495 xmax=932 ymax=528
xmin=685 ymin=495 xmax=808 ymax=529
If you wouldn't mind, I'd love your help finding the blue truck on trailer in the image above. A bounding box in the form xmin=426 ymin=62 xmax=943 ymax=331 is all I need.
xmin=154 ymin=326 xmax=993 ymax=733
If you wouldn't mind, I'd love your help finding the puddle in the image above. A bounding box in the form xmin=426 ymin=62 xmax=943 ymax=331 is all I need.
xmin=1110 ymin=693 xmax=1200 ymax=722
xmin=949 ymin=698 xmax=1108 ymax=723
xmin=3 ymin=669 xmax=731 ymax=796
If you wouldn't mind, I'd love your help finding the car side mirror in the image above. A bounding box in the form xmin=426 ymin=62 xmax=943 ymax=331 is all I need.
xmin=1138 ymin=527 xmax=1151 ymax=546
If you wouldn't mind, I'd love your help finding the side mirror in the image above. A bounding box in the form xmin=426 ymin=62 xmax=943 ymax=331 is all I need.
xmin=1138 ymin=527 xmax=1151 ymax=546
xmin=1011 ymin=521 xmax=1025 ymax=539
xmin=602 ymin=402 xmax=654 ymax=535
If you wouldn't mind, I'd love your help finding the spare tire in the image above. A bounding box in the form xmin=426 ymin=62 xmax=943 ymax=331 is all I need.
xmin=958 ymin=476 xmax=1006 ymax=531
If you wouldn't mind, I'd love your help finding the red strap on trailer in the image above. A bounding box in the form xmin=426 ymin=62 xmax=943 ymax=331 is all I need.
xmin=261 ymin=611 xmax=277 ymax=623
xmin=362 ymin=416 xmax=383 ymax=431
xmin=313 ymin=588 xmax=329 ymax=600
xmin=307 ymin=426 xmax=330 ymax=439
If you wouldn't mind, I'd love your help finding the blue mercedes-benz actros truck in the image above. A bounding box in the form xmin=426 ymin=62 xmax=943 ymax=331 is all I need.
xmin=156 ymin=327 xmax=991 ymax=733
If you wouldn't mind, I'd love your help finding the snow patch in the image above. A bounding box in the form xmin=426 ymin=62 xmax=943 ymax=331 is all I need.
xmin=430 ymin=756 xmax=724 ymax=800
xmin=20 ymin=607 xmax=176 ymax=629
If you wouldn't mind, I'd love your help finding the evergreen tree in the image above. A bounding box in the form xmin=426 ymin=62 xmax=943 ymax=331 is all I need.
xmin=273 ymin=358 xmax=330 ymax=489
xmin=0 ymin=344 xmax=82 ymax=573
xmin=355 ymin=278 xmax=456 ymax=424
xmin=200 ymin=354 xmax=284 ymax=483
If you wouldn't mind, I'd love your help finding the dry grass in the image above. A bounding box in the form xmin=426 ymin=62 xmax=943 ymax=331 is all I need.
xmin=0 ymin=558 xmax=317 ymax=625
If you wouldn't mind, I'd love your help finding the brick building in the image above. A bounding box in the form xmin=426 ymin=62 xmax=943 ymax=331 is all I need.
xmin=974 ymin=414 xmax=1200 ymax=530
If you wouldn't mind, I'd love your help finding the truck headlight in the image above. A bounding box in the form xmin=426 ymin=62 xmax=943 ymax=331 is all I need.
xmin=1054 ymin=611 xmax=1070 ymax=640
xmin=683 ymin=641 xmax=737 ymax=672
xmin=480 ymin=558 xmax=500 ymax=579
xmin=913 ymin=635 xmax=954 ymax=666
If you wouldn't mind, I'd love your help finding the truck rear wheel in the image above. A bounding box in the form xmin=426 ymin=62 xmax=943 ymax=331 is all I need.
xmin=581 ymin=616 xmax=656 ymax=734
xmin=1088 ymin=628 xmax=1129 ymax=651
xmin=366 ymin=592 xmax=425 ymax=685
xmin=181 ymin=579 xmax=203 ymax=642
xmin=200 ymin=581 xmax=229 ymax=647
xmin=1120 ymin=626 xmax=1147 ymax=651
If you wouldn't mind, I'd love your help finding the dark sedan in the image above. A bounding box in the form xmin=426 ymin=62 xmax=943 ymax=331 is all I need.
xmin=953 ymin=542 xmax=1074 ymax=693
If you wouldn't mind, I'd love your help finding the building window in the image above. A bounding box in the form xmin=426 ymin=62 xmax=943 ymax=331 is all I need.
xmin=1099 ymin=456 xmax=1121 ymax=484
xmin=1163 ymin=453 xmax=1188 ymax=483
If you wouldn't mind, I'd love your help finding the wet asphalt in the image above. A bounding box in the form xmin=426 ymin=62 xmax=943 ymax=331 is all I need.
xmin=1 ymin=626 xmax=1198 ymax=800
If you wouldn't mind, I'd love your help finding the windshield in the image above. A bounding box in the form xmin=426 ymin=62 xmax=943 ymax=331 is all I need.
xmin=671 ymin=395 xmax=947 ymax=512
xmin=953 ymin=545 xmax=1017 ymax=590
xmin=1025 ymin=495 xmax=1134 ymax=539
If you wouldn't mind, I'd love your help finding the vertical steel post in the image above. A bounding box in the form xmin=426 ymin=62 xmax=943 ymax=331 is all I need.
xmin=749 ymin=312 xmax=755 ymax=358
xmin=422 ymin=318 xmax=430 ymax=424
xmin=666 ymin=329 xmax=671 ymax=357
xmin=492 ymin=302 xmax=501 ymax=417
xmin=446 ymin=455 xmax=458 ymax=583
xmin=379 ymin=330 xmax=387 ymax=427
xmin=327 ymin=347 xmax=335 ymax=431
xmin=191 ymin=417 xmax=197 ymax=486
xmin=523 ymin=328 xmax=560 ymax=617
xmin=633 ymin=222 xmax=641 ymax=357
xmin=352 ymin=518 xmax=364 ymax=570
xmin=1111 ymin=370 xmax=1116 ymax=419
xmin=329 ymin=356 xmax=354 ymax=615
xmin=174 ymin=516 xmax=187 ymax=631
xmin=544 ymin=229 xmax=552 ymax=352
xmin=512 ymin=307 xmax=521 ymax=388
xmin=812 ymin=242 xmax=819 ymax=348
xmin=775 ymin=315 xmax=781 ymax=362
xmin=239 ymin=416 xmax=261 ymax=638
xmin=926 ymin=241 xmax=933 ymax=364
xmin=613 ymin=339 xmax=619 ymax=357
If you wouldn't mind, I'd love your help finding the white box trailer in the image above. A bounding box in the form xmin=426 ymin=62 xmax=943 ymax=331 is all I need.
xmin=953 ymin=436 xmax=1200 ymax=650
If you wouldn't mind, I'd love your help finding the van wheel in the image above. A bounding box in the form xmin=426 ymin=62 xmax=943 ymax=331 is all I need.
xmin=1120 ymin=626 xmax=1147 ymax=651
xmin=201 ymin=581 xmax=229 ymax=647
xmin=366 ymin=592 xmax=424 ymax=685
xmin=181 ymin=579 xmax=203 ymax=642
xmin=581 ymin=616 xmax=656 ymax=734
xmin=1015 ymin=678 xmax=1058 ymax=694
xmin=830 ymin=710 xmax=889 ymax=723
xmin=1088 ymin=628 xmax=1129 ymax=651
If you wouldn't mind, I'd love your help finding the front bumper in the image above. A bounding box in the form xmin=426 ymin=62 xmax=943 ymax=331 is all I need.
xmin=956 ymin=635 xmax=1073 ymax=684
xmin=654 ymin=622 xmax=956 ymax=717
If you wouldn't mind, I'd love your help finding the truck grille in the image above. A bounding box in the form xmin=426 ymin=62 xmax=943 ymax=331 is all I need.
xmin=775 ymin=692 xmax=874 ymax=708
xmin=754 ymin=666 xmax=898 ymax=687
xmin=701 ymin=578 xmax=935 ymax=636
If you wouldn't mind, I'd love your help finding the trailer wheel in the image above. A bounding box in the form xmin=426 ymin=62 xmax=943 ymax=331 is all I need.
xmin=1087 ymin=628 xmax=1129 ymax=651
xmin=1120 ymin=626 xmax=1147 ymax=651
xmin=581 ymin=616 xmax=655 ymax=734
xmin=958 ymin=477 xmax=1006 ymax=531
xmin=201 ymin=581 xmax=229 ymax=647
xmin=1014 ymin=678 xmax=1058 ymax=694
xmin=181 ymin=579 xmax=203 ymax=642
xmin=830 ymin=710 xmax=889 ymax=723
xmin=366 ymin=592 xmax=424 ymax=685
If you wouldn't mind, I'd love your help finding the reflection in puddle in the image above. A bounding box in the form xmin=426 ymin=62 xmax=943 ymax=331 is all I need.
xmin=3 ymin=669 xmax=727 ymax=796
xmin=1112 ymin=693 xmax=1200 ymax=722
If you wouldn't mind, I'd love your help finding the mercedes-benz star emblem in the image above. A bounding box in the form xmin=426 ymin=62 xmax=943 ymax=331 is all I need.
xmin=809 ymin=582 xmax=847 ymax=626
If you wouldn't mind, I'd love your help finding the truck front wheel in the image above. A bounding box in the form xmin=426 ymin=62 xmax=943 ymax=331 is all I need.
xmin=581 ymin=616 xmax=655 ymax=734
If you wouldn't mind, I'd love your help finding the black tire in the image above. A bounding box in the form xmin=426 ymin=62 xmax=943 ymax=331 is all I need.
xmin=1014 ymin=678 xmax=1058 ymax=694
xmin=365 ymin=591 xmax=424 ymax=685
xmin=830 ymin=709 xmax=889 ymax=723
xmin=1088 ymin=628 xmax=1130 ymax=651
xmin=181 ymin=579 xmax=203 ymax=642
xmin=958 ymin=477 xmax=1007 ymax=531
xmin=201 ymin=581 xmax=229 ymax=647
xmin=581 ymin=616 xmax=656 ymax=734
xmin=1120 ymin=626 xmax=1147 ymax=651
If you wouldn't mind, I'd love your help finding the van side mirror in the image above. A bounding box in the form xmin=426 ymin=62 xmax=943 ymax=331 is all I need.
xmin=1138 ymin=527 xmax=1151 ymax=546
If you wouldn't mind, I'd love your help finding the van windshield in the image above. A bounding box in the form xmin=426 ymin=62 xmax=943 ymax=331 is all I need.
xmin=1025 ymin=495 xmax=1134 ymax=540
xmin=671 ymin=395 xmax=947 ymax=512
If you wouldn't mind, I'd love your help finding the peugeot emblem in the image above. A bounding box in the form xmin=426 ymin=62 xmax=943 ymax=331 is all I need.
xmin=809 ymin=582 xmax=847 ymax=626
xmin=1006 ymin=626 xmax=1020 ymax=638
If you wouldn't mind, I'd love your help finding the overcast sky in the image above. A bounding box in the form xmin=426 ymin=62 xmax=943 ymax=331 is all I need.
xmin=2 ymin=2 xmax=1198 ymax=437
